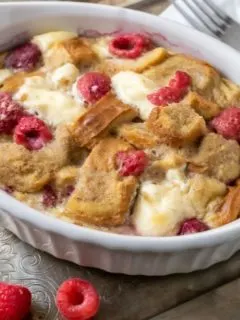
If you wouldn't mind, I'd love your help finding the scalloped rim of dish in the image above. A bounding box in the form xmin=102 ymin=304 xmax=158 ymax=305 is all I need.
xmin=1 ymin=1 xmax=240 ymax=252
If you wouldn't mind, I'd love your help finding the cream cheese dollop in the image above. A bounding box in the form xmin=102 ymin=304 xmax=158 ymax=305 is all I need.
xmin=111 ymin=71 xmax=157 ymax=120
xmin=14 ymin=75 xmax=84 ymax=126
xmin=132 ymin=168 xmax=226 ymax=236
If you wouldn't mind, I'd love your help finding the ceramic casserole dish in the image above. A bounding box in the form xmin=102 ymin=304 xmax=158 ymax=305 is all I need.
xmin=0 ymin=1 xmax=240 ymax=275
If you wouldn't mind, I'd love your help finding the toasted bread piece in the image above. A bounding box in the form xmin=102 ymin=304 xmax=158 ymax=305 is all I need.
xmin=188 ymin=174 xmax=226 ymax=214
xmin=117 ymin=122 xmax=159 ymax=148
xmin=64 ymin=137 xmax=138 ymax=227
xmin=204 ymin=184 xmax=240 ymax=228
xmin=213 ymin=78 xmax=240 ymax=108
xmin=95 ymin=48 xmax=168 ymax=76
xmin=54 ymin=166 xmax=80 ymax=189
xmin=0 ymin=125 xmax=71 ymax=192
xmin=32 ymin=31 xmax=77 ymax=53
xmin=183 ymin=91 xmax=221 ymax=119
xmin=71 ymin=92 xmax=138 ymax=149
xmin=146 ymin=104 xmax=207 ymax=147
xmin=144 ymin=54 xmax=221 ymax=98
xmin=45 ymin=37 xmax=96 ymax=70
xmin=190 ymin=133 xmax=240 ymax=183
xmin=0 ymin=70 xmax=43 ymax=94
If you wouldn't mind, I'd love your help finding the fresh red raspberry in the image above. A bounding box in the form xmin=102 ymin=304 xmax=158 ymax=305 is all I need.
xmin=109 ymin=33 xmax=150 ymax=59
xmin=169 ymin=71 xmax=192 ymax=90
xmin=116 ymin=150 xmax=148 ymax=177
xmin=5 ymin=42 xmax=41 ymax=71
xmin=77 ymin=72 xmax=111 ymax=104
xmin=14 ymin=116 xmax=53 ymax=150
xmin=42 ymin=185 xmax=58 ymax=208
xmin=56 ymin=278 xmax=100 ymax=320
xmin=147 ymin=71 xmax=191 ymax=106
xmin=0 ymin=282 xmax=31 ymax=320
xmin=147 ymin=86 xmax=184 ymax=106
xmin=210 ymin=107 xmax=240 ymax=141
xmin=3 ymin=186 xmax=14 ymax=194
xmin=0 ymin=92 xmax=25 ymax=134
xmin=178 ymin=218 xmax=209 ymax=235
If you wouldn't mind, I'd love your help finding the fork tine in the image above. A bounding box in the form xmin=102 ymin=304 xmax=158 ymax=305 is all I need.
xmin=172 ymin=0 xmax=204 ymax=31
xmin=194 ymin=1 xmax=227 ymax=32
xmin=202 ymin=0 xmax=233 ymax=25
xmin=183 ymin=0 xmax=223 ymax=37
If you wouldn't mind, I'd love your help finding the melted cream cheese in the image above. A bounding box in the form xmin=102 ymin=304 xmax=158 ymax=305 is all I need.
xmin=14 ymin=75 xmax=84 ymax=126
xmin=132 ymin=168 xmax=226 ymax=236
xmin=111 ymin=71 xmax=157 ymax=120
xmin=51 ymin=63 xmax=79 ymax=89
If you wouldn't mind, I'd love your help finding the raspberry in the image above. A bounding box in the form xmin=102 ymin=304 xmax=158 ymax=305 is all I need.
xmin=147 ymin=86 xmax=184 ymax=106
xmin=178 ymin=218 xmax=209 ymax=235
xmin=116 ymin=150 xmax=148 ymax=176
xmin=56 ymin=278 xmax=100 ymax=320
xmin=169 ymin=71 xmax=192 ymax=90
xmin=109 ymin=33 xmax=150 ymax=59
xmin=0 ymin=282 xmax=31 ymax=320
xmin=147 ymin=71 xmax=191 ymax=107
xmin=5 ymin=42 xmax=41 ymax=71
xmin=42 ymin=185 xmax=57 ymax=208
xmin=3 ymin=186 xmax=14 ymax=194
xmin=77 ymin=72 xmax=111 ymax=103
xmin=0 ymin=92 xmax=25 ymax=134
xmin=210 ymin=107 xmax=240 ymax=141
xmin=14 ymin=116 xmax=53 ymax=150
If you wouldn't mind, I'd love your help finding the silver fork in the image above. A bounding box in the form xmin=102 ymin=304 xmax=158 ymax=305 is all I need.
xmin=172 ymin=0 xmax=240 ymax=51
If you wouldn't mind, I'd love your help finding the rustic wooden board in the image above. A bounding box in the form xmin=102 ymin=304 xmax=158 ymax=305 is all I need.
xmin=152 ymin=279 xmax=240 ymax=320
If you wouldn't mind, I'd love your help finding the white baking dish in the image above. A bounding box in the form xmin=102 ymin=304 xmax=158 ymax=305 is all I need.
xmin=1 ymin=1 xmax=240 ymax=276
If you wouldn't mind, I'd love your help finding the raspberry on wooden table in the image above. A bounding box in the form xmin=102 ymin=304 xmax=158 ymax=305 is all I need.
xmin=14 ymin=116 xmax=53 ymax=150
xmin=178 ymin=218 xmax=209 ymax=235
xmin=77 ymin=72 xmax=111 ymax=103
xmin=147 ymin=71 xmax=191 ymax=106
xmin=0 ymin=282 xmax=31 ymax=320
xmin=210 ymin=106 xmax=240 ymax=142
xmin=0 ymin=92 xmax=25 ymax=134
xmin=109 ymin=33 xmax=150 ymax=59
xmin=56 ymin=278 xmax=100 ymax=320
xmin=116 ymin=150 xmax=148 ymax=176
xmin=5 ymin=42 xmax=41 ymax=71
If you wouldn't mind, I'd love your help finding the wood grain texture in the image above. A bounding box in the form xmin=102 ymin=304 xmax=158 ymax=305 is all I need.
xmin=151 ymin=279 xmax=240 ymax=320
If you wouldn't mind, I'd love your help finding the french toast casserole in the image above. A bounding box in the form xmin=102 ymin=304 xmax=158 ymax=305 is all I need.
xmin=1 ymin=30 xmax=240 ymax=237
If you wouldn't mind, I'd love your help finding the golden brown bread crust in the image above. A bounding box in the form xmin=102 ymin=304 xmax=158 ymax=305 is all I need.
xmin=70 ymin=92 xmax=138 ymax=149
xmin=146 ymin=104 xmax=207 ymax=147
xmin=64 ymin=137 xmax=138 ymax=227
xmin=0 ymin=125 xmax=71 ymax=192
xmin=45 ymin=37 xmax=96 ymax=69
xmin=189 ymin=133 xmax=240 ymax=183
xmin=54 ymin=166 xmax=80 ymax=189
xmin=95 ymin=48 xmax=168 ymax=76
xmin=0 ymin=70 xmax=43 ymax=94
xmin=117 ymin=122 xmax=159 ymax=149
xmin=213 ymin=78 xmax=240 ymax=107
xmin=183 ymin=91 xmax=221 ymax=119
xmin=204 ymin=183 xmax=240 ymax=228
xmin=144 ymin=54 xmax=221 ymax=98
